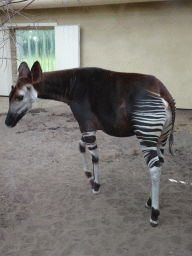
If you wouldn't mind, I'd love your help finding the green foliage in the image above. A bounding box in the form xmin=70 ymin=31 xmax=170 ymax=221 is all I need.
xmin=16 ymin=29 xmax=55 ymax=72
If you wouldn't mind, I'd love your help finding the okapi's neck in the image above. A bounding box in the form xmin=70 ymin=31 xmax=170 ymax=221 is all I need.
xmin=33 ymin=69 xmax=76 ymax=105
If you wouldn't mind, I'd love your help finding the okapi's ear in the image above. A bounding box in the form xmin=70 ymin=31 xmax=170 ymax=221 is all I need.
xmin=31 ymin=61 xmax=42 ymax=84
xmin=18 ymin=62 xmax=31 ymax=78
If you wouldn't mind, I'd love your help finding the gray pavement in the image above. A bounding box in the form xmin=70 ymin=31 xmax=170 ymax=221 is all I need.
xmin=0 ymin=97 xmax=9 ymax=114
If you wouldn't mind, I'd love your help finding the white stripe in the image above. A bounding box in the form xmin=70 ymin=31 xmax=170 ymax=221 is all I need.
xmin=134 ymin=130 xmax=162 ymax=136
xmin=145 ymin=90 xmax=161 ymax=97
xmin=82 ymin=131 xmax=96 ymax=137
xmin=87 ymin=142 xmax=97 ymax=148
xmin=134 ymin=105 xmax=163 ymax=109
xmin=142 ymin=147 xmax=157 ymax=151
xmin=148 ymin=156 xmax=159 ymax=167
xmin=79 ymin=139 xmax=86 ymax=147
xmin=134 ymin=125 xmax=163 ymax=129
xmin=132 ymin=113 xmax=166 ymax=117
xmin=132 ymin=116 xmax=165 ymax=120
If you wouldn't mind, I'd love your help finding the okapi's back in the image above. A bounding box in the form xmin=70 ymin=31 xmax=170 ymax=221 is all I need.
xmin=40 ymin=67 xmax=175 ymax=138
xmin=71 ymin=67 xmax=175 ymax=127
xmin=110 ymin=70 xmax=176 ymax=132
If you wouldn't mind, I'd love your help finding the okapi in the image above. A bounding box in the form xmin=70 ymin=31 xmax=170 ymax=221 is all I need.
xmin=5 ymin=61 xmax=176 ymax=227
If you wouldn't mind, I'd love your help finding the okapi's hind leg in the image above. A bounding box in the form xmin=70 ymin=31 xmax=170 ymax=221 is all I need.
xmin=139 ymin=143 xmax=162 ymax=227
xmin=132 ymin=95 xmax=168 ymax=226
xmin=145 ymin=141 xmax=166 ymax=210
xmin=79 ymin=132 xmax=100 ymax=194
xmin=145 ymin=106 xmax=172 ymax=226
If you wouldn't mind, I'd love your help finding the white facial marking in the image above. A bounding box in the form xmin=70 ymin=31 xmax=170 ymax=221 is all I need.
xmin=10 ymin=84 xmax=37 ymax=115
xmin=19 ymin=84 xmax=37 ymax=102
xmin=18 ymin=90 xmax=25 ymax=96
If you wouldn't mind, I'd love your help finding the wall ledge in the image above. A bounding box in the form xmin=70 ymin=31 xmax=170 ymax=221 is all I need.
xmin=12 ymin=0 xmax=173 ymax=9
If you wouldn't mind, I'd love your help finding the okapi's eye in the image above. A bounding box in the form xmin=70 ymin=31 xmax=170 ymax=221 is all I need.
xmin=17 ymin=95 xmax=24 ymax=101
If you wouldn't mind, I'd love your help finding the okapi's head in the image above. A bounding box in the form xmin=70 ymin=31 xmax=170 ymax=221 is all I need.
xmin=5 ymin=61 xmax=42 ymax=127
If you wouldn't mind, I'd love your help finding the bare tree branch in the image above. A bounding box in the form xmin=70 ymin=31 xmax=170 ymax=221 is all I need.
xmin=0 ymin=0 xmax=36 ymax=66
xmin=1 ymin=0 xmax=35 ymax=26
xmin=0 ymin=0 xmax=90 ymax=63
xmin=0 ymin=1 xmax=30 ymax=9
xmin=77 ymin=0 xmax=91 ymax=12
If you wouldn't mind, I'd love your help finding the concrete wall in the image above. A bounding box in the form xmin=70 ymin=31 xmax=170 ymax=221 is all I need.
xmin=4 ymin=1 xmax=192 ymax=108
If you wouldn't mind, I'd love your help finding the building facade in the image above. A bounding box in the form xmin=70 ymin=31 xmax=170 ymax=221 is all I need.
xmin=0 ymin=0 xmax=191 ymax=108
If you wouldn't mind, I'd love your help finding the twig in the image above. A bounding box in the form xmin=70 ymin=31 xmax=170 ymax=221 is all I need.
xmin=77 ymin=0 xmax=91 ymax=12
xmin=1 ymin=0 xmax=36 ymax=26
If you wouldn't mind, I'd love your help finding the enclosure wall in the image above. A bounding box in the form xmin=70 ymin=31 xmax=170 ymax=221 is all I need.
xmin=3 ymin=1 xmax=192 ymax=108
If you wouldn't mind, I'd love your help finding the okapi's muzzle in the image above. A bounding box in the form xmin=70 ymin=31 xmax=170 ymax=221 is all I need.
xmin=5 ymin=110 xmax=27 ymax=128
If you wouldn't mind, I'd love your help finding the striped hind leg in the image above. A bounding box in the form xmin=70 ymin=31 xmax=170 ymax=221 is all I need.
xmin=145 ymin=141 xmax=166 ymax=210
xmin=146 ymin=98 xmax=173 ymax=213
xmin=141 ymin=143 xmax=162 ymax=227
xmin=79 ymin=132 xmax=100 ymax=194
xmin=145 ymin=139 xmax=166 ymax=207
xmin=132 ymin=95 xmax=167 ymax=226
xmin=145 ymin=142 xmax=166 ymax=211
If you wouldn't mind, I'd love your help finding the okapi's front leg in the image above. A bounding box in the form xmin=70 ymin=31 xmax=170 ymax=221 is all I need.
xmin=79 ymin=137 xmax=90 ymax=179
xmin=80 ymin=132 xmax=100 ymax=194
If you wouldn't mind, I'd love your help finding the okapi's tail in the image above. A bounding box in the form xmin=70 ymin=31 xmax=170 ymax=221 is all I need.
xmin=169 ymin=132 xmax=174 ymax=155
xmin=160 ymin=84 xmax=176 ymax=155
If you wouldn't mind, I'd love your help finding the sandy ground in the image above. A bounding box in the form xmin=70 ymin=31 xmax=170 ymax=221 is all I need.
xmin=0 ymin=97 xmax=192 ymax=256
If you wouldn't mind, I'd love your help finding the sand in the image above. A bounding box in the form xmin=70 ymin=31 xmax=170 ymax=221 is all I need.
xmin=0 ymin=98 xmax=192 ymax=256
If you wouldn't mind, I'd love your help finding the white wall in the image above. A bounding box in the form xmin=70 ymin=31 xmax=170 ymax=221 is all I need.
xmin=0 ymin=29 xmax=13 ymax=96
xmin=55 ymin=25 xmax=80 ymax=70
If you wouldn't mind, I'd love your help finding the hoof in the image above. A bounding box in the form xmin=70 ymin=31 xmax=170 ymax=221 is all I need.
xmin=150 ymin=207 xmax=160 ymax=227
xmin=145 ymin=197 xmax=152 ymax=209
xmin=85 ymin=171 xmax=92 ymax=179
xmin=145 ymin=203 xmax=150 ymax=209
xmin=150 ymin=218 xmax=159 ymax=227
xmin=92 ymin=189 xmax=100 ymax=195
xmin=92 ymin=182 xmax=100 ymax=195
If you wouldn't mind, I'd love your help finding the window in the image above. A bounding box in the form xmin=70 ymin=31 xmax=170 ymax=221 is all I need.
xmin=16 ymin=29 xmax=55 ymax=72
xmin=0 ymin=24 xmax=80 ymax=96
